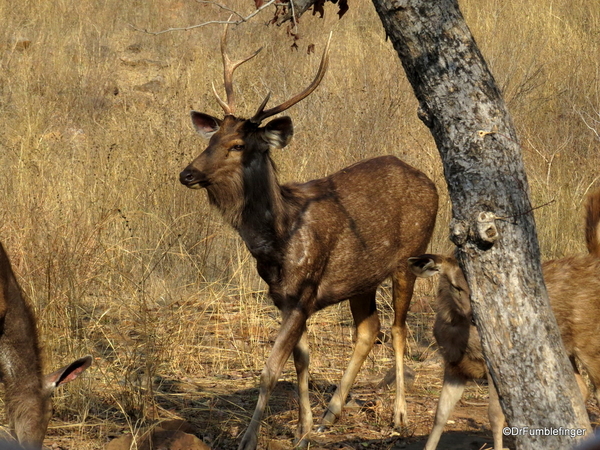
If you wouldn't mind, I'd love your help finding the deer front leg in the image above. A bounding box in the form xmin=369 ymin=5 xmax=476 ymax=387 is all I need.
xmin=293 ymin=329 xmax=313 ymax=447
xmin=238 ymin=307 xmax=308 ymax=450
xmin=391 ymin=268 xmax=416 ymax=428
xmin=424 ymin=369 xmax=467 ymax=450
xmin=319 ymin=290 xmax=379 ymax=430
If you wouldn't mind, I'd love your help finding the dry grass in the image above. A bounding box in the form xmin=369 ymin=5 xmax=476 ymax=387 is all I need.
xmin=0 ymin=0 xmax=598 ymax=448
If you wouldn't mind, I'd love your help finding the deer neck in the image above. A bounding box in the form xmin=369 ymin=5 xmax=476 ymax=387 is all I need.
xmin=235 ymin=154 xmax=296 ymax=263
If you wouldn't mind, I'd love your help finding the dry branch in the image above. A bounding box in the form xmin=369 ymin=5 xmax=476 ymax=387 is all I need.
xmin=128 ymin=0 xmax=282 ymax=35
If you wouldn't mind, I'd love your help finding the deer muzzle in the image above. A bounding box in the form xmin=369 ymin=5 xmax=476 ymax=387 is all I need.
xmin=179 ymin=167 xmax=209 ymax=189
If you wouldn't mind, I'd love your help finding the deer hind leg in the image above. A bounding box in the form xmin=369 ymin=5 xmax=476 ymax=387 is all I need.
xmin=293 ymin=329 xmax=313 ymax=447
xmin=424 ymin=369 xmax=468 ymax=450
xmin=319 ymin=289 xmax=379 ymax=430
xmin=487 ymin=371 xmax=506 ymax=450
xmin=390 ymin=266 xmax=416 ymax=428
xmin=238 ymin=307 xmax=308 ymax=450
xmin=569 ymin=356 xmax=590 ymax=402
xmin=575 ymin=351 xmax=600 ymax=406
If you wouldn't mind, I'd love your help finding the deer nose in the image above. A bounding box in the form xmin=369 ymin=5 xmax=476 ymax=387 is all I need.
xmin=179 ymin=169 xmax=193 ymax=184
xmin=179 ymin=168 xmax=204 ymax=188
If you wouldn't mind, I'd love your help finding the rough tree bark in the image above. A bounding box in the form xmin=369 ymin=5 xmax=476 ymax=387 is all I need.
xmin=367 ymin=1 xmax=592 ymax=448
xmin=281 ymin=0 xmax=592 ymax=448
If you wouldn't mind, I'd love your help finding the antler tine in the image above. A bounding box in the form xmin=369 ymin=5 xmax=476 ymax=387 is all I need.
xmin=213 ymin=21 xmax=262 ymax=116
xmin=212 ymin=82 xmax=230 ymax=114
xmin=250 ymin=32 xmax=332 ymax=124
xmin=254 ymin=91 xmax=272 ymax=118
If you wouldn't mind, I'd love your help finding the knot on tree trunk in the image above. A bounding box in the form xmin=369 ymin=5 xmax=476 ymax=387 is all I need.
xmin=450 ymin=212 xmax=499 ymax=249
xmin=476 ymin=211 xmax=499 ymax=246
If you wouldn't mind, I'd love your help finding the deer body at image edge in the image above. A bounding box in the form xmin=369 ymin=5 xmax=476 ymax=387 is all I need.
xmin=0 ymin=241 xmax=92 ymax=449
xmin=408 ymin=188 xmax=600 ymax=450
xmin=180 ymin=27 xmax=438 ymax=450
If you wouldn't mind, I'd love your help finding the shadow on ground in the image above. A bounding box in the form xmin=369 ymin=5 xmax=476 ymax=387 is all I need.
xmin=396 ymin=431 xmax=494 ymax=450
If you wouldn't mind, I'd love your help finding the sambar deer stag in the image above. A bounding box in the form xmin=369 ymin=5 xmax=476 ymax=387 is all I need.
xmin=407 ymin=188 xmax=600 ymax=450
xmin=179 ymin=26 xmax=438 ymax=450
xmin=0 ymin=241 xmax=92 ymax=449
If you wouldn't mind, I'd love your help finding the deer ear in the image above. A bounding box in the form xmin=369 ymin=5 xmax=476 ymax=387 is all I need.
xmin=43 ymin=355 xmax=93 ymax=394
xmin=191 ymin=111 xmax=221 ymax=139
xmin=408 ymin=255 xmax=441 ymax=278
xmin=263 ymin=116 xmax=293 ymax=149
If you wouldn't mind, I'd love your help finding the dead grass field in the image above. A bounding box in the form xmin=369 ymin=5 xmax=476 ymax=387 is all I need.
xmin=0 ymin=0 xmax=599 ymax=448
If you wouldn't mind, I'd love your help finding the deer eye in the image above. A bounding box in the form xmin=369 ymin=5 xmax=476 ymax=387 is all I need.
xmin=230 ymin=144 xmax=245 ymax=152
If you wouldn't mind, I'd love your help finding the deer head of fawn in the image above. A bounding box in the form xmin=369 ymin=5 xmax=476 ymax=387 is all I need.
xmin=180 ymin=25 xmax=438 ymax=450
xmin=0 ymin=242 xmax=92 ymax=449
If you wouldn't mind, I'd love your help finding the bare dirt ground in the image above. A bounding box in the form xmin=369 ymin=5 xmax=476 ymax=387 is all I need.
xmin=2 ymin=270 xmax=597 ymax=450
xmin=95 ymin=355 xmax=599 ymax=450
xmin=91 ymin=288 xmax=600 ymax=450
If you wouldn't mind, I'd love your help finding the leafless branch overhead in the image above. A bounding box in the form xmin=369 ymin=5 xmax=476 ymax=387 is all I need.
xmin=129 ymin=0 xmax=282 ymax=35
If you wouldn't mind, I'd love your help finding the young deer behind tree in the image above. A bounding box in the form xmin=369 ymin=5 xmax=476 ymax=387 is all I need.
xmin=179 ymin=26 xmax=438 ymax=450
xmin=0 ymin=241 xmax=92 ymax=449
xmin=408 ymin=188 xmax=600 ymax=450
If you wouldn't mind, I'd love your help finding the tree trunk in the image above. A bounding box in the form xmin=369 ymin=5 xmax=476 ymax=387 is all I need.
xmin=366 ymin=0 xmax=591 ymax=448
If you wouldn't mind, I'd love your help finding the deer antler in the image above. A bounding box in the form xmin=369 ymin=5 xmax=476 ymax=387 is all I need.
xmin=250 ymin=32 xmax=332 ymax=124
xmin=213 ymin=21 xmax=262 ymax=116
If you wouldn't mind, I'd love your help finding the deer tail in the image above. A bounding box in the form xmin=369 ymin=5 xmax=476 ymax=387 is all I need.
xmin=585 ymin=188 xmax=600 ymax=257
